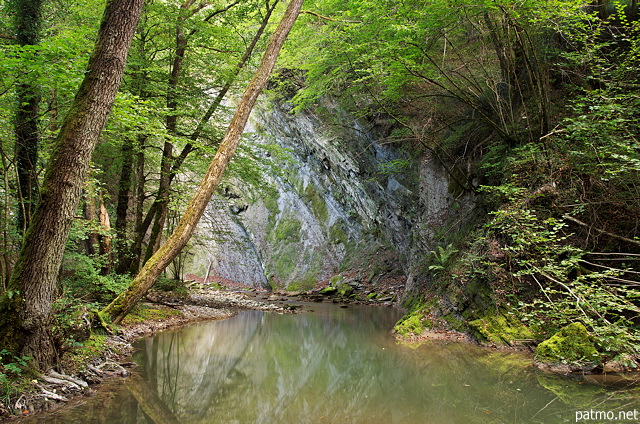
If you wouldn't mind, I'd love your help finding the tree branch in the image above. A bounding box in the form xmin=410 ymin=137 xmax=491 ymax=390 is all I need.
xmin=563 ymin=215 xmax=640 ymax=247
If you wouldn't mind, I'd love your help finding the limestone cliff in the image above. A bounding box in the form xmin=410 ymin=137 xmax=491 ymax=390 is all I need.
xmin=184 ymin=96 xmax=476 ymax=298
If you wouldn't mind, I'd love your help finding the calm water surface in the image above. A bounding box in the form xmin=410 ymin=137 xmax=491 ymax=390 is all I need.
xmin=19 ymin=302 xmax=640 ymax=423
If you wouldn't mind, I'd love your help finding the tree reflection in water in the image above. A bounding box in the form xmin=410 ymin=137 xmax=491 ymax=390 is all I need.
xmin=17 ymin=304 xmax=640 ymax=423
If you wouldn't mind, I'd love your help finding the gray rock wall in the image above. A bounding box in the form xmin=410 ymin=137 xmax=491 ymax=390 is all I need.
xmin=184 ymin=97 xmax=476 ymax=293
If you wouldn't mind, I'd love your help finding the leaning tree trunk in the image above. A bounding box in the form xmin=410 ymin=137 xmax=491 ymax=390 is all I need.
xmin=0 ymin=0 xmax=144 ymax=369
xmin=101 ymin=0 xmax=304 ymax=325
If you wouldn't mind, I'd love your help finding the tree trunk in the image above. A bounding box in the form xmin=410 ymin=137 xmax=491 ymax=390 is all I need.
xmin=114 ymin=135 xmax=134 ymax=273
xmin=116 ymin=22 xmax=149 ymax=275
xmin=128 ymin=137 xmax=148 ymax=274
xmin=102 ymin=0 xmax=304 ymax=325
xmin=99 ymin=193 xmax=113 ymax=274
xmin=14 ymin=0 xmax=44 ymax=233
xmin=0 ymin=0 xmax=144 ymax=369
xmin=141 ymin=0 xmax=276 ymax=264
xmin=84 ymin=189 xmax=100 ymax=256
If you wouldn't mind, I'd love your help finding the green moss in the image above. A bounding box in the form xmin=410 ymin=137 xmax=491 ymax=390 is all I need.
xmin=274 ymin=216 xmax=302 ymax=242
xmin=62 ymin=334 xmax=110 ymax=370
xmin=536 ymin=323 xmax=599 ymax=364
xmin=336 ymin=283 xmax=353 ymax=297
xmin=328 ymin=222 xmax=347 ymax=244
xmin=270 ymin=244 xmax=298 ymax=277
xmin=284 ymin=278 xmax=316 ymax=293
xmin=304 ymin=185 xmax=329 ymax=223
xmin=263 ymin=195 xmax=279 ymax=215
xmin=320 ymin=286 xmax=338 ymax=294
xmin=120 ymin=304 xmax=182 ymax=326
xmin=469 ymin=310 xmax=533 ymax=346
xmin=329 ymin=275 xmax=344 ymax=286
xmin=394 ymin=313 xmax=425 ymax=337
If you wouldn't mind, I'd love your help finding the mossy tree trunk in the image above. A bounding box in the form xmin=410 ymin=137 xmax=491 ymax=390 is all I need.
xmin=101 ymin=0 xmax=304 ymax=325
xmin=0 ymin=0 xmax=144 ymax=369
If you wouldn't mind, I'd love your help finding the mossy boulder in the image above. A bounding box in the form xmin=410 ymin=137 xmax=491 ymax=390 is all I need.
xmin=320 ymin=286 xmax=337 ymax=295
xmin=468 ymin=310 xmax=533 ymax=346
xmin=329 ymin=275 xmax=344 ymax=286
xmin=336 ymin=283 xmax=353 ymax=297
xmin=394 ymin=313 xmax=425 ymax=337
xmin=536 ymin=323 xmax=599 ymax=365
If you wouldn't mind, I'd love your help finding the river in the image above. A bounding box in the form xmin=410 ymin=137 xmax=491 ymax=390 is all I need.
xmin=17 ymin=302 xmax=640 ymax=423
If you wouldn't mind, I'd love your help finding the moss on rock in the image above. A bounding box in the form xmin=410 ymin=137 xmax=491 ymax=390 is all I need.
xmin=336 ymin=283 xmax=353 ymax=297
xmin=469 ymin=310 xmax=533 ymax=346
xmin=536 ymin=323 xmax=599 ymax=364
xmin=274 ymin=216 xmax=302 ymax=242
xmin=394 ymin=311 xmax=427 ymax=337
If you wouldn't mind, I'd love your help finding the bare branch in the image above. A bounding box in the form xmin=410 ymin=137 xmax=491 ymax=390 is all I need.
xmin=301 ymin=10 xmax=362 ymax=24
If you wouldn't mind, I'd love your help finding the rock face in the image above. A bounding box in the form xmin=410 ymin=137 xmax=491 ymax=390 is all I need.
xmin=185 ymin=197 xmax=269 ymax=288
xmin=183 ymin=97 xmax=476 ymax=295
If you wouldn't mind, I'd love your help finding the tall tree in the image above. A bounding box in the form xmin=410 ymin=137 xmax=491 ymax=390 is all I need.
xmin=102 ymin=0 xmax=304 ymax=324
xmin=0 ymin=0 xmax=145 ymax=368
xmin=117 ymin=0 xmax=281 ymax=274
xmin=13 ymin=0 xmax=44 ymax=232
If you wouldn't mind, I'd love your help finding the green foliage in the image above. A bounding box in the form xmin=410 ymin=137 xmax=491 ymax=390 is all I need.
xmin=0 ymin=349 xmax=29 ymax=376
xmin=483 ymin=192 xmax=640 ymax=361
xmin=60 ymin=219 xmax=130 ymax=303
xmin=51 ymin=297 xmax=94 ymax=350
xmin=154 ymin=277 xmax=188 ymax=295
xmin=0 ymin=349 xmax=31 ymax=405
xmin=61 ymin=250 xmax=130 ymax=303
xmin=428 ymin=244 xmax=459 ymax=272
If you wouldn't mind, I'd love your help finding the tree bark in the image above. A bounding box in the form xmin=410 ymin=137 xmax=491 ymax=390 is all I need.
xmin=0 ymin=0 xmax=144 ymax=369
xmin=84 ymin=188 xmax=100 ymax=256
xmin=99 ymin=193 xmax=113 ymax=274
xmin=13 ymin=0 xmax=44 ymax=233
xmin=114 ymin=135 xmax=134 ymax=272
xmin=102 ymin=0 xmax=304 ymax=325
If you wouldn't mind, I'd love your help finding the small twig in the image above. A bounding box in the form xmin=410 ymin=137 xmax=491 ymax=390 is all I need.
xmin=531 ymin=396 xmax=558 ymax=420
xmin=604 ymin=275 xmax=640 ymax=287
xmin=563 ymin=215 xmax=640 ymax=247
xmin=580 ymin=259 xmax=640 ymax=275
xmin=538 ymin=270 xmax=606 ymax=323
xmin=585 ymin=252 xmax=640 ymax=259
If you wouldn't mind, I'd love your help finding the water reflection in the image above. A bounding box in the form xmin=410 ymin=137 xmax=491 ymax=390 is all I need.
xmin=17 ymin=303 xmax=640 ymax=423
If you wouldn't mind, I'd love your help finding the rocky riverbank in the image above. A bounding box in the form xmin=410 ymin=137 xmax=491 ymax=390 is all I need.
xmin=0 ymin=288 xmax=293 ymax=421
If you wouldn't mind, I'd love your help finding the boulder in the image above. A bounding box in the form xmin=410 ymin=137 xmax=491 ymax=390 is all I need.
xmin=536 ymin=322 xmax=599 ymax=365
